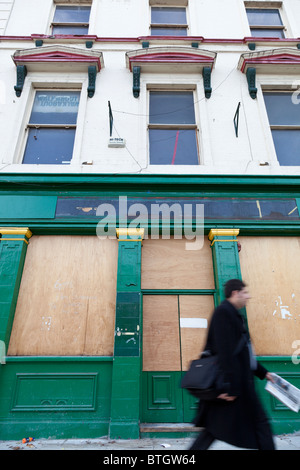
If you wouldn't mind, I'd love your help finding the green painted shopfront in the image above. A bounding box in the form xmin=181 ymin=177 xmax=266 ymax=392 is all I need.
xmin=0 ymin=173 xmax=299 ymax=440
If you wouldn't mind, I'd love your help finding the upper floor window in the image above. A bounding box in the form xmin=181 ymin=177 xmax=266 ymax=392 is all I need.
xmin=22 ymin=90 xmax=80 ymax=165
xmin=149 ymin=90 xmax=199 ymax=165
xmin=52 ymin=5 xmax=91 ymax=35
xmin=151 ymin=6 xmax=188 ymax=36
xmin=263 ymin=91 xmax=300 ymax=166
xmin=246 ymin=8 xmax=285 ymax=38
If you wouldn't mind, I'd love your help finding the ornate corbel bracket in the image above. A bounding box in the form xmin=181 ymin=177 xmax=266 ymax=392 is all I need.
xmin=202 ymin=66 xmax=212 ymax=99
xmin=87 ymin=65 xmax=97 ymax=98
xmin=14 ymin=65 xmax=27 ymax=97
xmin=132 ymin=66 xmax=141 ymax=98
xmin=246 ymin=67 xmax=257 ymax=99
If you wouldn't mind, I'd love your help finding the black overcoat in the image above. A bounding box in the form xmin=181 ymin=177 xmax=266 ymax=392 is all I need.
xmin=193 ymin=299 xmax=271 ymax=449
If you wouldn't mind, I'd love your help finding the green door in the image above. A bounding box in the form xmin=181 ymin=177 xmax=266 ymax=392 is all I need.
xmin=141 ymin=294 xmax=215 ymax=423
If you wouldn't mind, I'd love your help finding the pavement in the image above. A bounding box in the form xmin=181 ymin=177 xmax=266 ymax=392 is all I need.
xmin=0 ymin=432 xmax=299 ymax=451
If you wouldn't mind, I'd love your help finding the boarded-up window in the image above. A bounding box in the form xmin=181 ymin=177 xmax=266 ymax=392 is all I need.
xmin=8 ymin=236 xmax=118 ymax=356
xmin=141 ymin=237 xmax=214 ymax=290
xmin=239 ymin=236 xmax=300 ymax=356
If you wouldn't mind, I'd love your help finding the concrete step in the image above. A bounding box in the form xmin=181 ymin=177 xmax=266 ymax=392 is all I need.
xmin=140 ymin=423 xmax=201 ymax=433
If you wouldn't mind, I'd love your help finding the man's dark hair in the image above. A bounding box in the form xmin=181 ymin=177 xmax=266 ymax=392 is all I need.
xmin=224 ymin=279 xmax=246 ymax=299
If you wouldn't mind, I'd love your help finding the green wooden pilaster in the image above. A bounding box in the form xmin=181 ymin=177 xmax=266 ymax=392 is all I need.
xmin=0 ymin=228 xmax=32 ymax=362
xmin=109 ymin=228 xmax=144 ymax=439
xmin=208 ymin=228 xmax=248 ymax=329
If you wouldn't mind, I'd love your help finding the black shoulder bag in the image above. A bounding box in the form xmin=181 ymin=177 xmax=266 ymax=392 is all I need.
xmin=180 ymin=334 xmax=247 ymax=400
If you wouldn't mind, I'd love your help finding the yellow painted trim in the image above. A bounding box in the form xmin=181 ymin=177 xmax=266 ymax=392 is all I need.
xmin=0 ymin=227 xmax=32 ymax=238
xmin=0 ymin=238 xmax=29 ymax=244
xmin=116 ymin=228 xmax=145 ymax=240
xmin=208 ymin=228 xmax=239 ymax=241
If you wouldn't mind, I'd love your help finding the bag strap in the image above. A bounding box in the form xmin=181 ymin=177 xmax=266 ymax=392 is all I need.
xmin=201 ymin=332 xmax=248 ymax=359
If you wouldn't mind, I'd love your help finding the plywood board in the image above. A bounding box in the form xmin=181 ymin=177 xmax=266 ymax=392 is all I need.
xmin=141 ymin=237 xmax=214 ymax=290
xmin=143 ymin=295 xmax=181 ymax=371
xmin=239 ymin=236 xmax=300 ymax=356
xmin=8 ymin=236 xmax=118 ymax=356
xmin=179 ymin=295 xmax=214 ymax=370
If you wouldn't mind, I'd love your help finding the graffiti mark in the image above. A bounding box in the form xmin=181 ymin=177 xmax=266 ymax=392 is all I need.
xmin=272 ymin=295 xmax=295 ymax=320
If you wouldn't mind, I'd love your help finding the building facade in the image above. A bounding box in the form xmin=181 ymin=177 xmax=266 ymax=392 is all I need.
xmin=0 ymin=0 xmax=299 ymax=439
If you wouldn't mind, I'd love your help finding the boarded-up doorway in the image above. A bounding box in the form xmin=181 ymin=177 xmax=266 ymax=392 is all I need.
xmin=141 ymin=237 xmax=215 ymax=423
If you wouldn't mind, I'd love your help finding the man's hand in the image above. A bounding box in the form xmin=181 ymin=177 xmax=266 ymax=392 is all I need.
xmin=266 ymin=372 xmax=275 ymax=383
xmin=217 ymin=393 xmax=237 ymax=401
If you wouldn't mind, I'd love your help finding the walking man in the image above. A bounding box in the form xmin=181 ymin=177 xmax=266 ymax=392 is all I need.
xmin=190 ymin=279 xmax=275 ymax=450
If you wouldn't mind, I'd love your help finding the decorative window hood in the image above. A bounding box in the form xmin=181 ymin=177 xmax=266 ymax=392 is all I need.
xmin=126 ymin=46 xmax=216 ymax=98
xmin=238 ymin=47 xmax=300 ymax=98
xmin=238 ymin=47 xmax=300 ymax=74
xmin=12 ymin=45 xmax=104 ymax=97
xmin=126 ymin=46 xmax=216 ymax=73
xmin=12 ymin=44 xmax=104 ymax=72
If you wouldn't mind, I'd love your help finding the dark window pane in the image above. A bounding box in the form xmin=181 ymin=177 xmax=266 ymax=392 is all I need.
xmin=151 ymin=7 xmax=186 ymax=24
xmin=53 ymin=6 xmax=91 ymax=23
xmin=250 ymin=28 xmax=284 ymax=38
xmin=271 ymin=130 xmax=300 ymax=166
xmin=149 ymin=129 xmax=199 ymax=165
xmin=23 ymin=128 xmax=76 ymax=164
xmin=52 ymin=24 xmax=89 ymax=34
xmin=150 ymin=92 xmax=195 ymax=125
xmin=55 ymin=196 xmax=299 ymax=221
xmin=29 ymin=91 xmax=80 ymax=125
xmin=151 ymin=26 xmax=187 ymax=36
xmin=246 ymin=8 xmax=283 ymax=26
xmin=263 ymin=93 xmax=300 ymax=126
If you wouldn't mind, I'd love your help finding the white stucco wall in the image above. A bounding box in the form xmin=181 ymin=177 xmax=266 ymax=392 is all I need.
xmin=0 ymin=0 xmax=13 ymax=35
xmin=0 ymin=0 xmax=299 ymax=175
